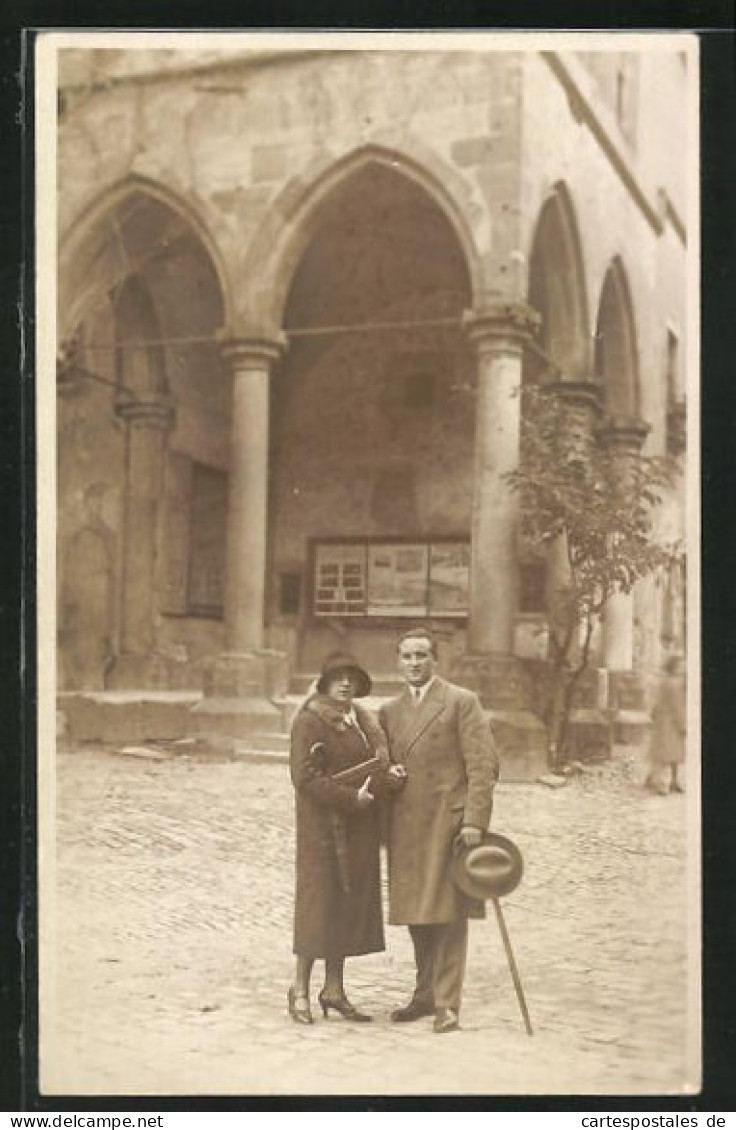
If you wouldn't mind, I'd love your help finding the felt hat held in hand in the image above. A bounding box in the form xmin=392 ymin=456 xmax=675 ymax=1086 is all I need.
xmin=451 ymin=831 xmax=524 ymax=900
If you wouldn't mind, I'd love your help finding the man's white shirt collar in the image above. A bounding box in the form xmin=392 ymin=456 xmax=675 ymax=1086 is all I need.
xmin=410 ymin=676 xmax=436 ymax=704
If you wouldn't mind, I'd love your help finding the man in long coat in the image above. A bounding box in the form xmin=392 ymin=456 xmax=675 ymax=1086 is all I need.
xmin=379 ymin=627 xmax=499 ymax=1033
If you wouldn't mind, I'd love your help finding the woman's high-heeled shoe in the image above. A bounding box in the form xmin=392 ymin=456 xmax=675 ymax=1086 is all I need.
xmin=288 ymin=986 xmax=314 ymax=1025
xmin=318 ymin=989 xmax=372 ymax=1022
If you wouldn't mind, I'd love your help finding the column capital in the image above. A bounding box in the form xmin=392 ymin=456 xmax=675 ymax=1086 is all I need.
xmin=217 ymin=329 xmax=288 ymax=371
xmin=598 ymin=415 xmax=651 ymax=454
xmin=548 ymin=377 xmax=604 ymax=416
xmin=114 ymin=391 xmax=175 ymax=430
xmin=463 ymin=302 xmax=541 ymax=353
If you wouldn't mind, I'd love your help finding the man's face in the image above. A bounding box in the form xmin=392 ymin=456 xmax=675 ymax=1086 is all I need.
xmin=398 ymin=637 xmax=437 ymax=687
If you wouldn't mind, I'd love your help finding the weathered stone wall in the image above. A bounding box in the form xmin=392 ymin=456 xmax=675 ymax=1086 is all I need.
xmin=58 ymin=49 xmax=529 ymax=324
xmin=56 ymin=44 xmax=690 ymax=689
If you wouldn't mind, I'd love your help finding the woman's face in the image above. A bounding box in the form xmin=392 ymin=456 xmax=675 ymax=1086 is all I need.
xmin=324 ymin=669 xmax=357 ymax=707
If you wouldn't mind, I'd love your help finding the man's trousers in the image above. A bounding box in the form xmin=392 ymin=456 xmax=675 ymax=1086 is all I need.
xmin=408 ymin=919 xmax=468 ymax=1012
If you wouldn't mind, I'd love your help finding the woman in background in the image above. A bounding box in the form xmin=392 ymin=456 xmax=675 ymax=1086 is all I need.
xmin=646 ymin=654 xmax=686 ymax=795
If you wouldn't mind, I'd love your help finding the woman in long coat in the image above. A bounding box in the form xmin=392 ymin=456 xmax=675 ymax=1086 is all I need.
xmin=288 ymin=651 xmax=401 ymax=1024
xmin=646 ymin=654 xmax=686 ymax=794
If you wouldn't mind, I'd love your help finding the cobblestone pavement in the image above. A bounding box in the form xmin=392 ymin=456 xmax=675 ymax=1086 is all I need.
xmin=42 ymin=746 xmax=698 ymax=1098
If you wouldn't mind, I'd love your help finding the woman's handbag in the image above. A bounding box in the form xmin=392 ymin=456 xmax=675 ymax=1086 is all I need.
xmin=330 ymin=755 xmax=386 ymax=789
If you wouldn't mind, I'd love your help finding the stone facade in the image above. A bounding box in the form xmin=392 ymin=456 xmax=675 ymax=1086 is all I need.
xmin=54 ymin=40 xmax=690 ymax=768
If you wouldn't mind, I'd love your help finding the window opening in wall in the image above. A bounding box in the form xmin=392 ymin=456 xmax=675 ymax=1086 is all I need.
xmin=664 ymin=329 xmax=685 ymax=457
xmin=665 ymin=329 xmax=679 ymax=404
xmin=186 ymin=463 xmax=228 ymax=618
xmin=279 ymin=572 xmax=302 ymax=617
xmin=616 ymin=70 xmax=626 ymax=125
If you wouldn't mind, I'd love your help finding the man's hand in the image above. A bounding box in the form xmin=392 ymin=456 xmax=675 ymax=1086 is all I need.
xmin=356 ymin=776 xmax=374 ymax=807
xmin=457 ymin=825 xmax=483 ymax=849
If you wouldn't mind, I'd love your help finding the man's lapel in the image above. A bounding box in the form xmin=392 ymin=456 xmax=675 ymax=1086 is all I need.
xmin=393 ymin=678 xmax=447 ymax=761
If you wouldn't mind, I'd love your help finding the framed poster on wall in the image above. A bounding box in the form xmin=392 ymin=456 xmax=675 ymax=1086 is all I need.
xmin=310 ymin=537 xmax=470 ymax=620
xmin=366 ymin=543 xmax=429 ymax=616
xmin=428 ymin=541 xmax=470 ymax=615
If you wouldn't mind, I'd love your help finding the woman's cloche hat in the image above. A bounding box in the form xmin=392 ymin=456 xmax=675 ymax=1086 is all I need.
xmin=451 ymin=831 xmax=524 ymax=900
xmin=316 ymin=651 xmax=372 ymax=698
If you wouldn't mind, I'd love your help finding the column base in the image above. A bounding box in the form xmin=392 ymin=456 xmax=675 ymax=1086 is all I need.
xmin=449 ymin=653 xmax=547 ymax=781
xmin=449 ymin=654 xmax=530 ymax=710
xmin=564 ymin=711 xmax=614 ymax=763
xmin=608 ymin=671 xmax=650 ymax=746
xmin=107 ymin=652 xmax=200 ymax=691
xmin=520 ymin=661 xmax=614 ymax=765
xmin=191 ymin=650 xmax=289 ymax=740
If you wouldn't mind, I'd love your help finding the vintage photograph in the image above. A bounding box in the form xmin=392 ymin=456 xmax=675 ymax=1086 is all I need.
xmin=37 ymin=31 xmax=698 ymax=1096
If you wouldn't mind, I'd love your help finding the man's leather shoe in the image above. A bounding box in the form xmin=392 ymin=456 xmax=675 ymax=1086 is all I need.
xmin=390 ymin=997 xmax=435 ymax=1023
xmin=433 ymin=1008 xmax=460 ymax=1034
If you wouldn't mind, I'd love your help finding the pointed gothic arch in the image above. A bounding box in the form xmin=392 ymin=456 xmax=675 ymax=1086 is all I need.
xmin=594 ymin=257 xmax=640 ymax=417
xmin=242 ymin=141 xmax=483 ymax=330
xmin=527 ymin=183 xmax=590 ymax=381
xmin=59 ymin=174 xmax=231 ymax=340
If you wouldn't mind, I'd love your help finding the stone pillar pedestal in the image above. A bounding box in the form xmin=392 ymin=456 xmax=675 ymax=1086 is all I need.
xmin=450 ymin=652 xmax=547 ymax=781
xmin=456 ymin=304 xmax=547 ymax=780
xmin=192 ymin=649 xmax=289 ymax=741
xmin=111 ymin=392 xmax=174 ymax=686
xmin=600 ymin=417 xmax=651 ymax=672
xmin=609 ymin=670 xmax=650 ymax=746
xmin=192 ymin=332 xmax=288 ymax=745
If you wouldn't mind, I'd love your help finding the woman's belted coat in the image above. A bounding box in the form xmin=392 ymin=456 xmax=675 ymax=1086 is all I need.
xmin=290 ymin=694 xmax=389 ymax=960
xmin=649 ymin=671 xmax=686 ymax=766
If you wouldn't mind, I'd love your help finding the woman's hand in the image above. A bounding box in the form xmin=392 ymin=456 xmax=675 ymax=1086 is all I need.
xmin=356 ymin=776 xmax=374 ymax=807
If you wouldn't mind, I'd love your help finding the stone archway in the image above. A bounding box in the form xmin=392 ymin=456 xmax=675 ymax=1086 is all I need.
xmin=264 ymin=154 xmax=478 ymax=673
xmin=58 ymin=181 xmax=229 ymax=691
xmin=595 ymin=259 xmax=646 ymax=673
xmin=242 ymin=141 xmax=484 ymax=332
xmin=595 ymin=257 xmax=640 ymax=418
xmin=59 ymin=174 xmax=233 ymax=341
xmin=526 ymin=183 xmax=590 ymax=382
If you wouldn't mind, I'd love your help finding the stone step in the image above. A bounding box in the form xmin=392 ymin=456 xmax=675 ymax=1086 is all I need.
xmin=59 ymin=690 xmax=202 ymax=745
xmin=233 ymin=730 xmax=290 ymax=753
xmin=59 ymin=685 xmax=643 ymax=781
xmin=277 ymin=691 xmax=400 ymax=730
xmin=189 ymin=695 xmax=285 ymax=738
xmin=288 ymin=673 xmax=405 ymax=697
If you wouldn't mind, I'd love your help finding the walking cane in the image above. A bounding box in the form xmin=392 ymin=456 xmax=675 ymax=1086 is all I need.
xmin=453 ymin=831 xmax=533 ymax=1035
xmin=491 ymin=896 xmax=533 ymax=1036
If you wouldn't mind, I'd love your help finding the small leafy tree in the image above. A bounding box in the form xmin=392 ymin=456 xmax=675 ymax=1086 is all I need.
xmin=505 ymin=384 xmax=683 ymax=769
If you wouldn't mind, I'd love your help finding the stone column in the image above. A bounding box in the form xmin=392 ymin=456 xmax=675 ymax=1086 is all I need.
xmin=449 ymin=304 xmax=548 ymax=780
xmin=219 ymin=336 xmax=285 ymax=653
xmin=193 ymin=332 xmax=289 ymax=736
xmin=463 ymin=303 xmax=540 ymax=655
xmin=115 ymin=393 xmax=175 ymax=666
xmin=600 ymin=417 xmax=651 ymax=671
